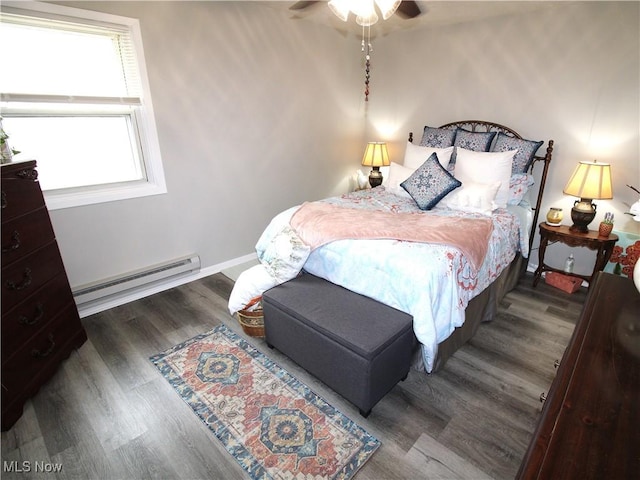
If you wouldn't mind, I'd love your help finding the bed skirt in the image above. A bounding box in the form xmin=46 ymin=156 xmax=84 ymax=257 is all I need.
xmin=413 ymin=254 xmax=526 ymax=373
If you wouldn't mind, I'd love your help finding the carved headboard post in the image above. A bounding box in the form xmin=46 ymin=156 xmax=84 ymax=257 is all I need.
xmin=528 ymin=139 xmax=554 ymax=253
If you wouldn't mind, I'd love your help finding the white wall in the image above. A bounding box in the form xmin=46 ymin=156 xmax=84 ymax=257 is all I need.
xmin=46 ymin=1 xmax=639 ymax=288
xmin=48 ymin=1 xmax=368 ymax=288
xmin=368 ymin=1 xmax=639 ymax=275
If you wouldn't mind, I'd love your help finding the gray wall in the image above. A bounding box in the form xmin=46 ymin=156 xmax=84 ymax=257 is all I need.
xmin=369 ymin=1 xmax=639 ymax=276
xmin=48 ymin=1 xmax=639 ymax=287
xmin=50 ymin=1 xmax=367 ymax=287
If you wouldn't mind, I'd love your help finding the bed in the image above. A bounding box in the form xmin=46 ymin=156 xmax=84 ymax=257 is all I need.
xmin=229 ymin=120 xmax=553 ymax=373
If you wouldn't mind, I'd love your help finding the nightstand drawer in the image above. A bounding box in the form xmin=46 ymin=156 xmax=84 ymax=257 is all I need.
xmin=1 ymin=207 xmax=56 ymax=267
xmin=1 ymin=273 xmax=76 ymax=364
xmin=1 ymin=242 xmax=66 ymax=313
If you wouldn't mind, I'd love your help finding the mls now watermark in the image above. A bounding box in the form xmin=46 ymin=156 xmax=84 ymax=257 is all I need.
xmin=4 ymin=461 xmax=63 ymax=473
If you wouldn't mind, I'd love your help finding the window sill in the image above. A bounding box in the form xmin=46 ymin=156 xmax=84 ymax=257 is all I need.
xmin=44 ymin=179 xmax=167 ymax=210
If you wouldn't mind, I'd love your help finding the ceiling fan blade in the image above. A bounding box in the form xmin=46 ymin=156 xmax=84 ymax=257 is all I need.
xmin=289 ymin=1 xmax=321 ymax=11
xmin=395 ymin=1 xmax=421 ymax=19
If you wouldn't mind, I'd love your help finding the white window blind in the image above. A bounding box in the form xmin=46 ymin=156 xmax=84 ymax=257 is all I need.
xmin=0 ymin=2 xmax=166 ymax=209
xmin=1 ymin=13 xmax=142 ymax=101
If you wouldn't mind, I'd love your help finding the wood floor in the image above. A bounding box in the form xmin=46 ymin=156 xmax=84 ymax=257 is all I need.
xmin=1 ymin=272 xmax=587 ymax=479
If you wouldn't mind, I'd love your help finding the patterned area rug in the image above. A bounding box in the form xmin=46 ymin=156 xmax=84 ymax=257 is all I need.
xmin=150 ymin=324 xmax=380 ymax=479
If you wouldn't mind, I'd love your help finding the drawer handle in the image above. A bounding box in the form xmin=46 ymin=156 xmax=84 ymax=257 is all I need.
xmin=1 ymin=191 xmax=6 ymax=209
xmin=540 ymin=392 xmax=547 ymax=403
xmin=19 ymin=303 xmax=45 ymax=326
xmin=554 ymin=359 xmax=560 ymax=369
xmin=32 ymin=334 xmax=56 ymax=358
xmin=2 ymin=230 xmax=21 ymax=253
xmin=6 ymin=267 xmax=32 ymax=291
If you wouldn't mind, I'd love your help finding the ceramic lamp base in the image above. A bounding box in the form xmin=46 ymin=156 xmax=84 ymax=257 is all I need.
xmin=368 ymin=167 xmax=383 ymax=188
xmin=570 ymin=204 xmax=596 ymax=233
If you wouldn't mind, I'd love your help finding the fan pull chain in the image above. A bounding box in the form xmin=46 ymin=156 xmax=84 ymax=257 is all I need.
xmin=362 ymin=24 xmax=372 ymax=101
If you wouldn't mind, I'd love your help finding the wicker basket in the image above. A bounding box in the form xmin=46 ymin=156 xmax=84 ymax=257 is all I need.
xmin=236 ymin=297 xmax=265 ymax=337
xmin=545 ymin=271 xmax=582 ymax=294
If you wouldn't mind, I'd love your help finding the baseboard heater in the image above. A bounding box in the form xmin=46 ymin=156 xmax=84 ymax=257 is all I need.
xmin=73 ymin=254 xmax=201 ymax=307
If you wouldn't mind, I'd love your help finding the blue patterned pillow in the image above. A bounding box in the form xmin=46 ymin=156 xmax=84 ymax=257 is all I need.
xmin=453 ymin=128 xmax=496 ymax=152
xmin=401 ymin=153 xmax=461 ymax=210
xmin=420 ymin=126 xmax=456 ymax=148
xmin=492 ymin=132 xmax=543 ymax=174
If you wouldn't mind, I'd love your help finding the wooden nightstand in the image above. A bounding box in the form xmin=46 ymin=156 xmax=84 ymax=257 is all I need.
xmin=533 ymin=222 xmax=618 ymax=289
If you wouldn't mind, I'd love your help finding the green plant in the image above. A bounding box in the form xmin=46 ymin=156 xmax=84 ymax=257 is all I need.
xmin=0 ymin=117 xmax=20 ymax=163
xmin=602 ymin=212 xmax=614 ymax=225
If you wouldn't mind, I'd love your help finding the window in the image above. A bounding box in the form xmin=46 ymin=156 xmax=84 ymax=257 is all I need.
xmin=0 ymin=1 xmax=166 ymax=209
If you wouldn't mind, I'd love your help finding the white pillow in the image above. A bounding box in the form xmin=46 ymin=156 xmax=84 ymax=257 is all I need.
xmin=442 ymin=181 xmax=501 ymax=215
xmin=454 ymin=147 xmax=517 ymax=208
xmin=385 ymin=162 xmax=414 ymax=198
xmin=403 ymin=142 xmax=454 ymax=170
xmin=227 ymin=264 xmax=278 ymax=315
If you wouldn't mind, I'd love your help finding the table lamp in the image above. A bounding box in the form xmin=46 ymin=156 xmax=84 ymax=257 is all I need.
xmin=362 ymin=142 xmax=390 ymax=187
xmin=563 ymin=159 xmax=612 ymax=232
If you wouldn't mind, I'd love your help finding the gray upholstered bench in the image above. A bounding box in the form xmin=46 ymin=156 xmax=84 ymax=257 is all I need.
xmin=262 ymin=272 xmax=414 ymax=417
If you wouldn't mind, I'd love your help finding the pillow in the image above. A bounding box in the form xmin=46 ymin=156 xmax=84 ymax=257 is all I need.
xmin=454 ymin=147 xmax=516 ymax=208
xmin=255 ymin=207 xmax=310 ymax=283
xmin=401 ymin=153 xmax=461 ymax=210
xmin=258 ymin=225 xmax=310 ymax=283
xmin=385 ymin=162 xmax=414 ymax=198
xmin=403 ymin=142 xmax=454 ymax=170
xmin=453 ymin=128 xmax=496 ymax=152
xmin=508 ymin=173 xmax=535 ymax=205
xmin=442 ymin=181 xmax=501 ymax=215
xmin=227 ymin=264 xmax=278 ymax=315
xmin=419 ymin=126 xmax=456 ymax=148
xmin=492 ymin=133 xmax=544 ymax=174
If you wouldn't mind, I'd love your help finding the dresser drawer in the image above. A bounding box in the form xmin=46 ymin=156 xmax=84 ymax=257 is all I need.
xmin=2 ymin=161 xmax=87 ymax=432
xmin=1 ymin=304 xmax=85 ymax=407
xmin=1 ymin=273 xmax=77 ymax=364
xmin=2 ymin=207 xmax=56 ymax=267
xmin=1 ymin=165 xmax=43 ymax=222
xmin=2 ymin=242 xmax=66 ymax=313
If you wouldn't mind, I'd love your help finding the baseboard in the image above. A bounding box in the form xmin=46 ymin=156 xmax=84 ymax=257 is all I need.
xmin=76 ymin=252 xmax=257 ymax=318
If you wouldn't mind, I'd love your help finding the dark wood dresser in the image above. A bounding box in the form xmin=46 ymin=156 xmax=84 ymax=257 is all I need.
xmin=517 ymin=271 xmax=640 ymax=479
xmin=1 ymin=160 xmax=87 ymax=431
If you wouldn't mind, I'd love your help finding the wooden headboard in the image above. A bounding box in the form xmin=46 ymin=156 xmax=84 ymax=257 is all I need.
xmin=408 ymin=120 xmax=554 ymax=254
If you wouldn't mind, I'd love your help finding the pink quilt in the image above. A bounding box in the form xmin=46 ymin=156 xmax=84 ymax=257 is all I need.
xmin=290 ymin=202 xmax=493 ymax=273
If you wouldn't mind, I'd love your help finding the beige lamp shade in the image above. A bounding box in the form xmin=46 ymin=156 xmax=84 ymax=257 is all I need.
xmin=361 ymin=142 xmax=390 ymax=167
xmin=563 ymin=160 xmax=613 ymax=201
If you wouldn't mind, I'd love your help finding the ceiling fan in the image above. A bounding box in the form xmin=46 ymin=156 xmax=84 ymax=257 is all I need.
xmin=289 ymin=1 xmax=422 ymax=25
xmin=289 ymin=1 xmax=422 ymax=102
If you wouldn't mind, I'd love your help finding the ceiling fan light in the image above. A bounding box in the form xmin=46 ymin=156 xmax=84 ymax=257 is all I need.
xmin=351 ymin=0 xmax=376 ymax=18
xmin=356 ymin=12 xmax=379 ymax=26
xmin=328 ymin=0 xmax=350 ymax=21
xmin=375 ymin=0 xmax=402 ymax=20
